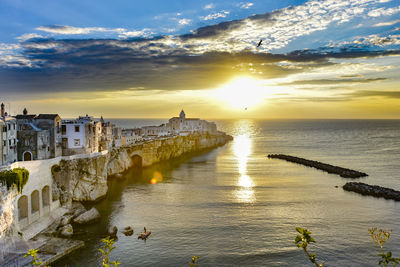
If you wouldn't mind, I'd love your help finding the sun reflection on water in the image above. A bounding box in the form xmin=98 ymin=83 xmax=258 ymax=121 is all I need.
xmin=232 ymin=122 xmax=255 ymax=203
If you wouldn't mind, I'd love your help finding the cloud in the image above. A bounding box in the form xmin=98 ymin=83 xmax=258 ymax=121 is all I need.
xmin=374 ymin=19 xmax=400 ymax=27
xmin=204 ymin=3 xmax=215 ymax=10
xmin=368 ymin=6 xmax=400 ymax=17
xmin=36 ymin=25 xmax=123 ymax=35
xmin=201 ymin=11 xmax=230 ymax=21
xmin=1 ymin=0 xmax=400 ymax=97
xmin=178 ymin=19 xmax=191 ymax=25
xmin=349 ymin=90 xmax=400 ymax=98
xmin=240 ymin=2 xmax=254 ymax=9
xmin=36 ymin=25 xmax=152 ymax=38
xmin=279 ymin=77 xmax=387 ymax=86
xmin=16 ymin=33 xmax=44 ymax=41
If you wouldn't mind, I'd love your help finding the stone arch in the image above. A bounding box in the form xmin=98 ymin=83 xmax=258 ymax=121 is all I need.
xmin=18 ymin=195 xmax=28 ymax=221
xmin=23 ymin=151 xmax=33 ymax=161
xmin=42 ymin=186 xmax=50 ymax=207
xmin=31 ymin=190 xmax=40 ymax=214
xmin=131 ymin=154 xmax=142 ymax=168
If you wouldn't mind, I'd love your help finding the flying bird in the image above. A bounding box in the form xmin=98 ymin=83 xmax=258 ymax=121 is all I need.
xmin=257 ymin=39 xmax=262 ymax=47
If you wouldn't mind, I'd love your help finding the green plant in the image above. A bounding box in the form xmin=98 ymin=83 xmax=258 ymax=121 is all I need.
xmin=24 ymin=249 xmax=48 ymax=267
xmin=295 ymin=227 xmax=323 ymax=267
xmin=99 ymin=236 xmax=121 ymax=267
xmin=369 ymin=228 xmax=400 ymax=266
xmin=0 ymin=168 xmax=29 ymax=193
xmin=189 ymin=256 xmax=199 ymax=267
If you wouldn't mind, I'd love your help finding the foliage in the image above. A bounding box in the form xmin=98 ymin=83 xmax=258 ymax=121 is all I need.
xmin=24 ymin=249 xmax=49 ymax=267
xmin=369 ymin=228 xmax=400 ymax=267
xmin=189 ymin=256 xmax=199 ymax=267
xmin=0 ymin=167 xmax=29 ymax=193
xmin=295 ymin=227 xmax=324 ymax=267
xmin=99 ymin=236 xmax=121 ymax=267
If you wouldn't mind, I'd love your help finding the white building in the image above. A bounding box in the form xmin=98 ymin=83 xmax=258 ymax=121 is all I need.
xmin=141 ymin=124 xmax=170 ymax=138
xmin=61 ymin=115 xmax=102 ymax=156
xmin=121 ymin=128 xmax=143 ymax=145
xmin=1 ymin=103 xmax=17 ymax=165
xmin=167 ymin=110 xmax=217 ymax=135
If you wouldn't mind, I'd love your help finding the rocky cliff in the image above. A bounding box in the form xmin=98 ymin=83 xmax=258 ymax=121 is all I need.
xmin=0 ymin=186 xmax=18 ymax=238
xmin=53 ymin=133 xmax=232 ymax=202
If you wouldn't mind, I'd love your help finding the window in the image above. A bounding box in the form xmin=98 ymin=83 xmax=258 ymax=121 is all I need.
xmin=75 ymin=126 xmax=80 ymax=132
xmin=3 ymin=141 xmax=5 ymax=146
xmin=61 ymin=125 xmax=66 ymax=134
xmin=74 ymin=139 xmax=80 ymax=146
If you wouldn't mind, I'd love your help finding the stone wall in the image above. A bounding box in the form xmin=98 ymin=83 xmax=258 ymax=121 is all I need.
xmin=53 ymin=133 xmax=231 ymax=202
xmin=0 ymin=133 xmax=231 ymax=237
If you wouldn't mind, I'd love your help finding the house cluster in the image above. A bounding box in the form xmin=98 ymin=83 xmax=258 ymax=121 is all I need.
xmin=0 ymin=105 xmax=218 ymax=165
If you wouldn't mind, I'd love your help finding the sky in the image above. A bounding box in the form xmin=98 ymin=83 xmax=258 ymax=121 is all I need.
xmin=0 ymin=0 xmax=399 ymax=119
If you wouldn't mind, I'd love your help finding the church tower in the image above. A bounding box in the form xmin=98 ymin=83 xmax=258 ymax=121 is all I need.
xmin=179 ymin=109 xmax=186 ymax=120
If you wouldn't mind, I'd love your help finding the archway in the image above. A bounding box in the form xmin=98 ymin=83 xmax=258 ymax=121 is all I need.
xmin=18 ymin=195 xmax=28 ymax=221
xmin=23 ymin=151 xmax=32 ymax=161
xmin=131 ymin=154 xmax=142 ymax=168
xmin=31 ymin=190 xmax=40 ymax=214
xmin=42 ymin=186 xmax=50 ymax=207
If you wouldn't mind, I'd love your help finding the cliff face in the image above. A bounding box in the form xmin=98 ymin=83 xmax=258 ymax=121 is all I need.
xmin=53 ymin=133 xmax=231 ymax=202
xmin=0 ymin=186 xmax=18 ymax=238
xmin=52 ymin=155 xmax=109 ymax=203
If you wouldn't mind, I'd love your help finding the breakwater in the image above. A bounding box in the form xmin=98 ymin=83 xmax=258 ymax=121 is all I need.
xmin=267 ymin=154 xmax=368 ymax=178
xmin=343 ymin=182 xmax=400 ymax=201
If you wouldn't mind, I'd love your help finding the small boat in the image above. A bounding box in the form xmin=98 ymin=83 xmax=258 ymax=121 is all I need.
xmin=138 ymin=231 xmax=151 ymax=240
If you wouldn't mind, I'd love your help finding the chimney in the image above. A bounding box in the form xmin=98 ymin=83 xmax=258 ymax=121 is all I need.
xmin=1 ymin=103 xmax=4 ymax=117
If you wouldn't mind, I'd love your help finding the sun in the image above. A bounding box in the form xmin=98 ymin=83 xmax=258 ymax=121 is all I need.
xmin=212 ymin=77 xmax=266 ymax=110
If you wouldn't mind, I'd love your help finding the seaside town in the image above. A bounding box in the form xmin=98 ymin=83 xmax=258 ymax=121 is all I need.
xmin=0 ymin=101 xmax=231 ymax=266
xmin=0 ymin=103 xmax=217 ymax=166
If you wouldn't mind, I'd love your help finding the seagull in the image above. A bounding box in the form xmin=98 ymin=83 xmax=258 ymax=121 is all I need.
xmin=257 ymin=39 xmax=262 ymax=47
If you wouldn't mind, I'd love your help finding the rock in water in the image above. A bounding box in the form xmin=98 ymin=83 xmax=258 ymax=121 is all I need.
xmin=60 ymin=215 xmax=74 ymax=226
xmin=71 ymin=202 xmax=87 ymax=218
xmin=122 ymin=226 xmax=134 ymax=236
xmin=108 ymin=225 xmax=118 ymax=236
xmin=73 ymin=207 xmax=101 ymax=224
xmin=60 ymin=224 xmax=73 ymax=237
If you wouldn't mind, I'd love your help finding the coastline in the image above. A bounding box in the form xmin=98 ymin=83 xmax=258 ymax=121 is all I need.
xmin=0 ymin=132 xmax=232 ymax=265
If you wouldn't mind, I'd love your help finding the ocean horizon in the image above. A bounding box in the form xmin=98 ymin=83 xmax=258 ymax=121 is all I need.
xmin=55 ymin=119 xmax=400 ymax=266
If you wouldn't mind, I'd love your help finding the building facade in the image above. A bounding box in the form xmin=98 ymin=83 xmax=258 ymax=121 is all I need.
xmin=61 ymin=115 xmax=102 ymax=156
xmin=15 ymin=110 xmax=62 ymax=161
xmin=1 ymin=103 xmax=17 ymax=165
xmin=121 ymin=128 xmax=143 ymax=145
xmin=167 ymin=110 xmax=217 ymax=136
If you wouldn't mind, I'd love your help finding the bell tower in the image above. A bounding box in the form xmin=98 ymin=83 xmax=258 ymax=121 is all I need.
xmin=179 ymin=109 xmax=186 ymax=120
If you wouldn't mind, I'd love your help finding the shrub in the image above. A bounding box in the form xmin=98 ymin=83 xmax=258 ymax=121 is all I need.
xmin=0 ymin=168 xmax=29 ymax=193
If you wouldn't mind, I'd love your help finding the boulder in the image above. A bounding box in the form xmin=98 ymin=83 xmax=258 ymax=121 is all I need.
xmin=71 ymin=202 xmax=87 ymax=218
xmin=107 ymin=225 xmax=118 ymax=236
xmin=60 ymin=224 xmax=73 ymax=237
xmin=60 ymin=215 xmax=74 ymax=226
xmin=73 ymin=207 xmax=100 ymax=224
xmin=122 ymin=226 xmax=134 ymax=236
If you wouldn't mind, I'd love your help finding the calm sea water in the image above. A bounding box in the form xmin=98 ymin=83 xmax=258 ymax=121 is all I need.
xmin=56 ymin=119 xmax=400 ymax=266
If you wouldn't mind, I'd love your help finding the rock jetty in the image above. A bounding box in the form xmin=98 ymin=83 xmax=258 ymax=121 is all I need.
xmin=343 ymin=182 xmax=400 ymax=201
xmin=267 ymin=154 xmax=368 ymax=178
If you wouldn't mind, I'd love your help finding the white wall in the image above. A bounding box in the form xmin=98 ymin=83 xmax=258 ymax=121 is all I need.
xmin=63 ymin=123 xmax=86 ymax=149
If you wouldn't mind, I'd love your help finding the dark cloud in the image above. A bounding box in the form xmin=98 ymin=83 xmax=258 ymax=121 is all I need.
xmin=0 ymin=36 xmax=399 ymax=95
xmin=348 ymin=90 xmax=400 ymax=99
xmin=279 ymin=77 xmax=387 ymax=86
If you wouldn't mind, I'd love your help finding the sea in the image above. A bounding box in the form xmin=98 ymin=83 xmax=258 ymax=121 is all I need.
xmin=55 ymin=119 xmax=400 ymax=266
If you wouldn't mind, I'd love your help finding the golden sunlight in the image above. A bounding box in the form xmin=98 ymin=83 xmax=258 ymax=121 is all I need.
xmin=233 ymin=133 xmax=255 ymax=203
xmin=212 ymin=77 xmax=267 ymax=110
